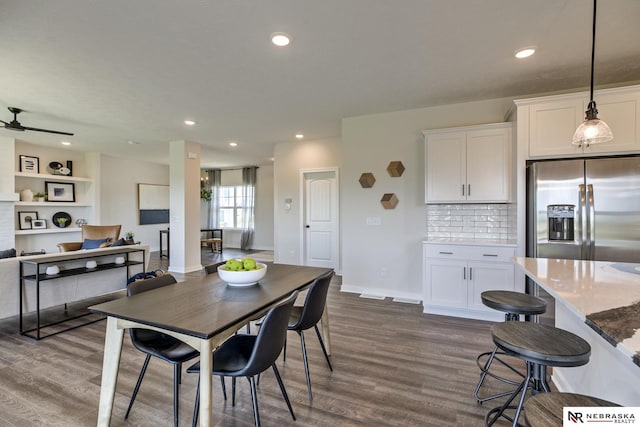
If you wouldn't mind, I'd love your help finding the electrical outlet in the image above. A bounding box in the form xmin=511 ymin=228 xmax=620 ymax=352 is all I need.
xmin=366 ymin=216 xmax=381 ymax=226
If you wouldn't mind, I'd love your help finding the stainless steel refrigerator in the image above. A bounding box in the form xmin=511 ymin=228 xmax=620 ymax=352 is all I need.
xmin=526 ymin=156 xmax=640 ymax=263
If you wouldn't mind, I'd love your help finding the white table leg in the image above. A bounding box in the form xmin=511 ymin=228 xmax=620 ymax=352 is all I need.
xmin=199 ymin=338 xmax=214 ymax=427
xmin=97 ymin=316 xmax=124 ymax=427
xmin=321 ymin=305 xmax=331 ymax=355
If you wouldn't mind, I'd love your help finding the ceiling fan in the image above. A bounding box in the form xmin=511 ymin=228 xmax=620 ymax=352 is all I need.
xmin=0 ymin=107 xmax=74 ymax=136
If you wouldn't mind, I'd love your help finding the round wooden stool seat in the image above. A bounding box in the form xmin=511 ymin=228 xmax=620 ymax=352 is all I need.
xmin=525 ymin=392 xmax=620 ymax=427
xmin=491 ymin=322 xmax=591 ymax=367
xmin=481 ymin=290 xmax=547 ymax=317
xmin=485 ymin=323 xmax=591 ymax=426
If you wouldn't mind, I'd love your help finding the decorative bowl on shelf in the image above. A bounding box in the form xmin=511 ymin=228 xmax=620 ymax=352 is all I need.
xmin=52 ymin=211 xmax=72 ymax=228
xmin=217 ymin=262 xmax=267 ymax=287
xmin=46 ymin=265 xmax=60 ymax=276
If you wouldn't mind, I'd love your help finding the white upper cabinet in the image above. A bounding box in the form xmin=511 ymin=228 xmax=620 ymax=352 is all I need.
xmin=517 ymin=85 xmax=640 ymax=158
xmin=424 ymin=123 xmax=512 ymax=203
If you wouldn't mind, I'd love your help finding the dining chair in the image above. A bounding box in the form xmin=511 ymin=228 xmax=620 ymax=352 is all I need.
xmin=125 ymin=274 xmax=199 ymax=427
xmin=203 ymin=260 xmax=226 ymax=275
xmin=187 ymin=291 xmax=298 ymax=427
xmin=285 ymin=270 xmax=334 ymax=400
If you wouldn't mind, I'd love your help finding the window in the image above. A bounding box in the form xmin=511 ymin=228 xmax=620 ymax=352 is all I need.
xmin=217 ymin=185 xmax=254 ymax=229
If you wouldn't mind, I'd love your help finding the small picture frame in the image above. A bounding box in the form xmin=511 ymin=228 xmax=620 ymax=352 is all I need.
xmin=18 ymin=211 xmax=38 ymax=230
xmin=45 ymin=181 xmax=75 ymax=202
xmin=31 ymin=219 xmax=47 ymax=229
xmin=19 ymin=155 xmax=39 ymax=174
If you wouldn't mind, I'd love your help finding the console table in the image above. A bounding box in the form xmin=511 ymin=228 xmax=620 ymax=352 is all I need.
xmin=19 ymin=246 xmax=146 ymax=340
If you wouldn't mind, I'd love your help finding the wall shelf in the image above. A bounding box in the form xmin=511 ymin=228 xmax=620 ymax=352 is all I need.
xmin=15 ymin=172 xmax=93 ymax=183
xmin=15 ymin=228 xmax=81 ymax=236
xmin=14 ymin=201 xmax=92 ymax=207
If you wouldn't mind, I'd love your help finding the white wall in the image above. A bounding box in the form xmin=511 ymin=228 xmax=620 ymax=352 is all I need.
xmin=273 ymin=138 xmax=342 ymax=265
xmin=341 ymin=97 xmax=514 ymax=300
xmin=100 ymin=154 xmax=169 ymax=251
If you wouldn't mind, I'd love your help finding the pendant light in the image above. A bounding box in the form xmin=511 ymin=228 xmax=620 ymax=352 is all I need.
xmin=571 ymin=0 xmax=613 ymax=147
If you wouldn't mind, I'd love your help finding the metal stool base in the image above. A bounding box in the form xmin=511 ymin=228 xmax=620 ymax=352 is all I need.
xmin=474 ymin=346 xmax=525 ymax=404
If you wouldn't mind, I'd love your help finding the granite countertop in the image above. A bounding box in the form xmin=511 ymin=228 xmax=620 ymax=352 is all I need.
xmin=423 ymin=238 xmax=517 ymax=247
xmin=513 ymin=257 xmax=640 ymax=368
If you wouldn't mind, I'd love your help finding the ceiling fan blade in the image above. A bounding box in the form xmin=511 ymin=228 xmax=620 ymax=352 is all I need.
xmin=0 ymin=119 xmax=8 ymax=125
xmin=20 ymin=125 xmax=74 ymax=136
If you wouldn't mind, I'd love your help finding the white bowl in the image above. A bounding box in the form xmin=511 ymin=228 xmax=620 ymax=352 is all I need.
xmin=86 ymin=260 xmax=98 ymax=269
xmin=217 ymin=262 xmax=267 ymax=287
xmin=46 ymin=265 xmax=60 ymax=275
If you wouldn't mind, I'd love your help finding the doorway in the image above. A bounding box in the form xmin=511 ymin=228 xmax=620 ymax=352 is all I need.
xmin=301 ymin=168 xmax=339 ymax=270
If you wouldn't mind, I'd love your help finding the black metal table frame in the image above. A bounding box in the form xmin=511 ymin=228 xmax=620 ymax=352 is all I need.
xmin=19 ymin=247 xmax=146 ymax=340
xmin=159 ymin=228 xmax=223 ymax=259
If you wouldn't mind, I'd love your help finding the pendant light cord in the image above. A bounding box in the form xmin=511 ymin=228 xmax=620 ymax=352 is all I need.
xmin=589 ymin=0 xmax=597 ymax=103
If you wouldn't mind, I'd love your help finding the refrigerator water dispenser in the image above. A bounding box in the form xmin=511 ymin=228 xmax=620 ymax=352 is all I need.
xmin=547 ymin=204 xmax=575 ymax=241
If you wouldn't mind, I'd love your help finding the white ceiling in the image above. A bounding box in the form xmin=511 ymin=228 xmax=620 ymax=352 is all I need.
xmin=1 ymin=0 xmax=639 ymax=168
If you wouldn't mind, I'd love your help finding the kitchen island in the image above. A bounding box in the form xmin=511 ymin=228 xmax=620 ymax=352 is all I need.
xmin=514 ymin=257 xmax=640 ymax=406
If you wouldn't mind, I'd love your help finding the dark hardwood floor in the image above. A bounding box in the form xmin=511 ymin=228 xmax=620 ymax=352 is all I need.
xmin=0 ymin=250 xmax=525 ymax=426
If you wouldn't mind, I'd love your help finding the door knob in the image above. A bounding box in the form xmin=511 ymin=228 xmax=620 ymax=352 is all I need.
xmin=305 ymin=225 xmax=310 ymax=228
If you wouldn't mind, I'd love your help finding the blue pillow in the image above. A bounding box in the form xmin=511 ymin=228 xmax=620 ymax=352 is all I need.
xmin=81 ymin=238 xmax=110 ymax=250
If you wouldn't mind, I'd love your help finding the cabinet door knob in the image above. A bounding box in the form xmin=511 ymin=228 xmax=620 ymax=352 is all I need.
xmin=462 ymin=184 xmax=465 ymax=196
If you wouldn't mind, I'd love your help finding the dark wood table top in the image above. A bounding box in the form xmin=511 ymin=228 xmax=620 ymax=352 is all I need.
xmin=89 ymin=263 xmax=332 ymax=340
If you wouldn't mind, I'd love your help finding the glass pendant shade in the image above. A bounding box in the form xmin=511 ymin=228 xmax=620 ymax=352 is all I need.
xmin=571 ymin=101 xmax=614 ymax=146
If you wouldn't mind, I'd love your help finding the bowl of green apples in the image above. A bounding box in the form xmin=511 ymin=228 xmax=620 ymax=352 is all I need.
xmin=217 ymin=258 xmax=267 ymax=287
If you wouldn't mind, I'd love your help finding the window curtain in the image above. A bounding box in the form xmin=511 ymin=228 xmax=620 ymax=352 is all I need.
xmin=240 ymin=166 xmax=257 ymax=250
xmin=206 ymin=169 xmax=221 ymax=229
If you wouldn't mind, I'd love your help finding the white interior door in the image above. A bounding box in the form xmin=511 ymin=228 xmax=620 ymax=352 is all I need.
xmin=303 ymin=170 xmax=339 ymax=269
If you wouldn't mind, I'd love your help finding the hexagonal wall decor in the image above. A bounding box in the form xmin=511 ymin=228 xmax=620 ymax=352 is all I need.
xmin=359 ymin=172 xmax=376 ymax=188
xmin=386 ymin=161 xmax=405 ymax=177
xmin=380 ymin=193 xmax=398 ymax=209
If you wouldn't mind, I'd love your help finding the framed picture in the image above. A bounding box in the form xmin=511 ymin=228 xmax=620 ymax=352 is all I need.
xmin=31 ymin=219 xmax=47 ymax=229
xmin=19 ymin=155 xmax=39 ymax=174
xmin=45 ymin=181 xmax=75 ymax=202
xmin=18 ymin=211 xmax=38 ymax=230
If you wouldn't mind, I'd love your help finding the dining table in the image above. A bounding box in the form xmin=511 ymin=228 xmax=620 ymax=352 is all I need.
xmin=90 ymin=262 xmax=333 ymax=427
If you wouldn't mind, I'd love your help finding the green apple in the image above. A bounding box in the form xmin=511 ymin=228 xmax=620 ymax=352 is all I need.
xmin=225 ymin=259 xmax=242 ymax=271
xmin=242 ymin=257 xmax=257 ymax=271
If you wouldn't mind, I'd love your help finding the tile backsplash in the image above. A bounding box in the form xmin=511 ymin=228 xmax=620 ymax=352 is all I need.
xmin=426 ymin=203 xmax=516 ymax=240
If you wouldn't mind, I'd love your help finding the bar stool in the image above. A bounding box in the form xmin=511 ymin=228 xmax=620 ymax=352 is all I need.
xmin=475 ymin=290 xmax=547 ymax=404
xmin=485 ymin=322 xmax=591 ymax=427
xmin=525 ymin=392 xmax=620 ymax=427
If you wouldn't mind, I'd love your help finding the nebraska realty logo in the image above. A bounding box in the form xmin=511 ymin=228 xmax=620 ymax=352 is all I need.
xmin=563 ymin=407 xmax=639 ymax=425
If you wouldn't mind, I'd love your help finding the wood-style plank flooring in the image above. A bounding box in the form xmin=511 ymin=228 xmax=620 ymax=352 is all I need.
xmin=0 ymin=250 xmax=527 ymax=426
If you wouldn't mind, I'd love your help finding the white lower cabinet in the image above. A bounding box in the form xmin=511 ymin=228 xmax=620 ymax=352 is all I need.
xmin=423 ymin=243 xmax=519 ymax=321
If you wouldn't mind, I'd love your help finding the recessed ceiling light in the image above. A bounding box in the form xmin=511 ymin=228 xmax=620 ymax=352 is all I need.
xmin=184 ymin=119 xmax=196 ymax=126
xmin=271 ymin=32 xmax=291 ymax=47
xmin=515 ymin=48 xmax=536 ymax=59
xmin=229 ymin=142 xmax=238 ymax=147
xmin=127 ymin=140 xmax=141 ymax=145
xmin=61 ymin=141 xmax=71 ymax=146
xmin=295 ymin=134 xmax=304 ymax=139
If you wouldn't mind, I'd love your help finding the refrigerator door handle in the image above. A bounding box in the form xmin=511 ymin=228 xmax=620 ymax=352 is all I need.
xmin=578 ymin=184 xmax=587 ymax=259
xmin=586 ymin=184 xmax=595 ymax=260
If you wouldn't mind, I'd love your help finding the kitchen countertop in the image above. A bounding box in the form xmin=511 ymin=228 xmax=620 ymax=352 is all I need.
xmin=423 ymin=238 xmax=517 ymax=247
xmin=513 ymin=257 xmax=640 ymax=368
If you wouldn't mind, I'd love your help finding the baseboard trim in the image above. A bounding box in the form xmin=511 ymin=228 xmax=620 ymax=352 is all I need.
xmin=340 ymin=284 xmax=422 ymax=304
